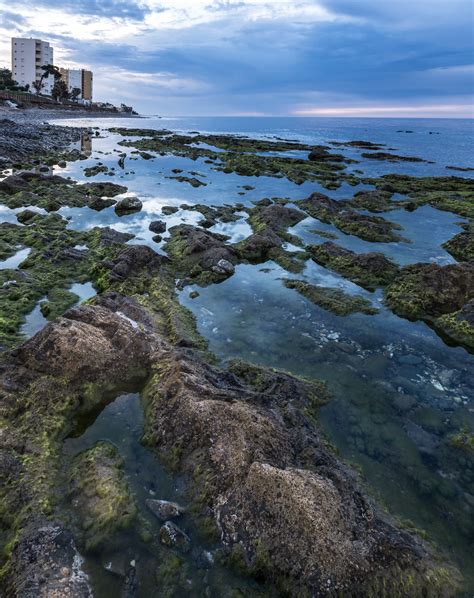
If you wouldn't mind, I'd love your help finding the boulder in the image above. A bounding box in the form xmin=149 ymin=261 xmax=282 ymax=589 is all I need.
xmin=14 ymin=298 xmax=154 ymax=382
xmin=6 ymin=521 xmax=92 ymax=597
xmin=149 ymin=220 xmax=166 ymax=234
xmin=114 ymin=196 xmax=143 ymax=215
xmin=159 ymin=521 xmax=191 ymax=552
xmin=146 ymin=499 xmax=185 ymax=521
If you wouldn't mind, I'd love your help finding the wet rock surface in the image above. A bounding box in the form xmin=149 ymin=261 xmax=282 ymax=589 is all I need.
xmin=308 ymin=241 xmax=400 ymax=290
xmin=114 ymin=196 xmax=143 ymax=215
xmin=144 ymin=349 xmax=458 ymax=595
xmin=69 ymin=441 xmax=137 ymax=551
xmin=6 ymin=520 xmax=92 ymax=597
xmin=298 ymin=191 xmax=406 ymax=242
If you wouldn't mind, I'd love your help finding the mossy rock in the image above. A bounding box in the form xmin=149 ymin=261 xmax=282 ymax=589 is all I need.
xmin=69 ymin=441 xmax=137 ymax=551
xmin=308 ymin=242 xmax=399 ymax=291
xmin=284 ymin=279 xmax=379 ymax=316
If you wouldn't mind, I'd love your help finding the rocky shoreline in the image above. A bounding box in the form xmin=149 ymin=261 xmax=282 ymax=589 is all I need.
xmin=0 ymin=112 xmax=472 ymax=596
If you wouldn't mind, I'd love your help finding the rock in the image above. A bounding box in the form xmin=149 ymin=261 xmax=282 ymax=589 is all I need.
xmin=308 ymin=146 xmax=345 ymax=162
xmin=16 ymin=209 xmax=38 ymax=224
xmin=236 ymin=230 xmax=283 ymax=260
xmin=170 ymin=176 xmax=206 ymax=188
xmin=104 ymin=245 xmax=165 ymax=283
xmin=298 ymin=192 xmax=405 ymax=243
xmin=144 ymin=353 xmax=457 ymax=596
xmin=165 ymin=225 xmax=238 ymax=282
xmin=309 ymin=242 xmax=400 ymax=290
xmin=385 ymin=261 xmax=474 ymax=319
xmin=189 ymin=291 xmax=200 ymax=299
xmin=159 ymin=521 xmax=191 ymax=552
xmin=149 ymin=220 xmax=166 ymax=234
xmin=114 ymin=196 xmax=143 ymax=215
xmin=6 ymin=521 xmax=92 ymax=597
xmin=14 ymin=297 xmax=154 ymax=382
xmin=58 ymin=160 xmax=67 ymax=168
xmin=161 ymin=206 xmax=179 ymax=215
xmin=212 ymin=258 xmax=235 ymax=275
xmin=69 ymin=441 xmax=137 ymax=551
xmin=248 ymin=204 xmax=306 ymax=233
xmin=152 ymin=234 xmax=162 ymax=243
xmin=361 ymin=152 xmax=427 ymax=162
xmin=146 ymin=499 xmax=185 ymax=521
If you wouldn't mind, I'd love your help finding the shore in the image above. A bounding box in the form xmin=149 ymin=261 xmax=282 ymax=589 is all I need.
xmin=0 ymin=113 xmax=470 ymax=596
xmin=0 ymin=105 xmax=140 ymax=166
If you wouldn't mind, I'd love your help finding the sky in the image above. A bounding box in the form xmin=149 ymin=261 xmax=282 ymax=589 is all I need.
xmin=0 ymin=0 xmax=473 ymax=117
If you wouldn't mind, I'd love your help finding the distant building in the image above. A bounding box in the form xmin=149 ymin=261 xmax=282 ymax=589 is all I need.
xmin=11 ymin=38 xmax=54 ymax=95
xmin=59 ymin=68 xmax=93 ymax=101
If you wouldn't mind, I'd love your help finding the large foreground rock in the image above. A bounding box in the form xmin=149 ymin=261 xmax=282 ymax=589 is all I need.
xmin=144 ymin=351 xmax=458 ymax=595
xmin=1 ymin=293 xmax=461 ymax=596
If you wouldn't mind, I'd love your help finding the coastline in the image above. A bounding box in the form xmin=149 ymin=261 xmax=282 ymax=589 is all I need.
xmin=0 ymin=114 xmax=471 ymax=596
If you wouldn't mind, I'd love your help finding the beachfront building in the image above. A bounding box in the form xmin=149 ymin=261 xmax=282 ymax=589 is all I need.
xmin=59 ymin=68 xmax=93 ymax=102
xmin=11 ymin=38 xmax=54 ymax=95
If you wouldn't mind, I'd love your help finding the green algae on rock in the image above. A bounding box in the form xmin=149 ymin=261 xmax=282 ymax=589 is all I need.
xmin=442 ymin=226 xmax=474 ymax=262
xmin=349 ymin=189 xmax=395 ymax=213
xmin=297 ymin=192 xmax=406 ymax=243
xmin=384 ymin=261 xmax=474 ymax=320
xmin=0 ymin=171 xmax=126 ymax=212
xmin=385 ymin=262 xmax=474 ymax=351
xmin=0 ymin=213 xmax=132 ymax=347
xmin=283 ymin=279 xmax=379 ymax=316
xmin=69 ymin=441 xmax=138 ymax=551
xmin=109 ymin=128 xmax=359 ymax=188
xmin=308 ymin=241 xmax=400 ymax=290
xmin=365 ymin=174 xmax=474 ymax=218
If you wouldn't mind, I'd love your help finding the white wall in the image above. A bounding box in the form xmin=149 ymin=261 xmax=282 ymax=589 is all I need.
xmin=11 ymin=38 xmax=54 ymax=95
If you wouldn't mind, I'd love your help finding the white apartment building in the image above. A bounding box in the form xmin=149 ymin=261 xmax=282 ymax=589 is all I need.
xmin=11 ymin=38 xmax=54 ymax=95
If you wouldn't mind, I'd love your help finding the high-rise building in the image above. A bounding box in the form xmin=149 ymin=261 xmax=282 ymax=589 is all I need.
xmin=11 ymin=38 xmax=54 ymax=95
xmin=59 ymin=68 xmax=93 ymax=101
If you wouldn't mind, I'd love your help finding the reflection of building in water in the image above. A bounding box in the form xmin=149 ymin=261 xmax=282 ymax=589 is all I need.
xmin=81 ymin=133 xmax=92 ymax=156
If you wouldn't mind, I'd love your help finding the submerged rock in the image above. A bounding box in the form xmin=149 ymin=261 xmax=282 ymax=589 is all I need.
xmin=159 ymin=521 xmax=191 ymax=552
xmin=69 ymin=441 xmax=137 ymax=551
xmin=146 ymin=499 xmax=185 ymax=521
xmin=284 ymin=279 xmax=379 ymax=315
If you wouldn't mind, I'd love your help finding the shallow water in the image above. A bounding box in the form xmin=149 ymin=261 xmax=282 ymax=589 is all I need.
xmin=62 ymin=393 xmax=266 ymax=597
xmin=3 ymin=116 xmax=474 ymax=592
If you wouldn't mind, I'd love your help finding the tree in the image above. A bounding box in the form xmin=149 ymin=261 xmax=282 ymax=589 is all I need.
xmin=0 ymin=69 xmax=27 ymax=92
xmin=32 ymin=79 xmax=45 ymax=95
xmin=35 ymin=64 xmax=62 ymax=96
xmin=51 ymin=79 xmax=69 ymax=102
xmin=70 ymin=87 xmax=81 ymax=102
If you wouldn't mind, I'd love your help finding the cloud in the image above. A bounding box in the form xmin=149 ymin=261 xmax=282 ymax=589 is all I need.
xmin=0 ymin=0 xmax=472 ymax=115
xmin=10 ymin=0 xmax=151 ymax=20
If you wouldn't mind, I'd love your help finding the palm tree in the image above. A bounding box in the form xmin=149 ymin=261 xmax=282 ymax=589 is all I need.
xmin=35 ymin=64 xmax=62 ymax=96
